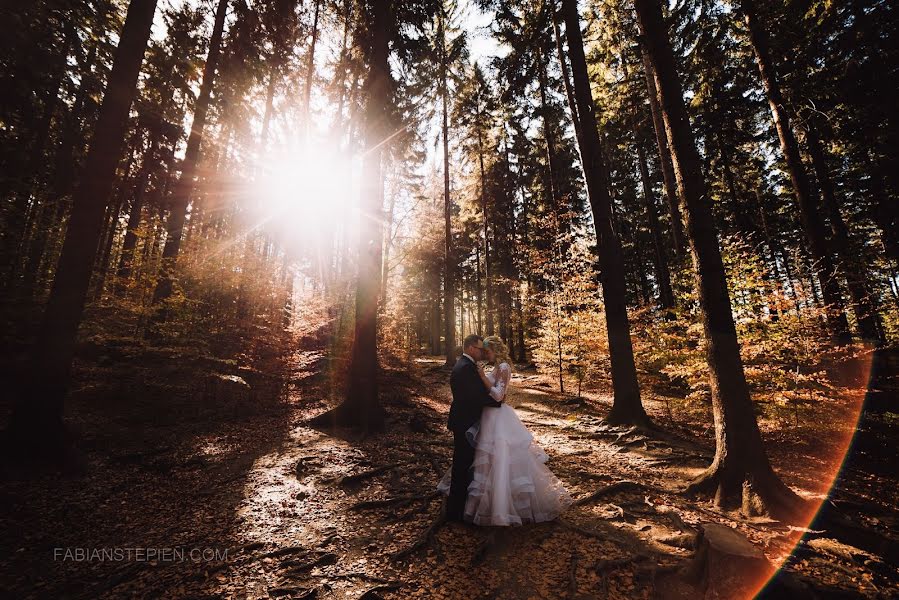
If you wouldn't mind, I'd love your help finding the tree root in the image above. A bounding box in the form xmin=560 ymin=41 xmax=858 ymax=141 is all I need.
xmin=567 ymin=552 xmax=579 ymax=599
xmin=557 ymin=518 xmax=630 ymax=546
xmin=573 ymin=480 xmax=641 ymax=507
xmin=350 ymin=491 xmax=440 ymax=511
xmin=283 ymin=552 xmax=337 ymax=574
xmin=684 ymin=462 xmax=812 ymax=523
xmin=594 ymin=554 xmax=651 ymax=573
xmin=359 ymin=582 xmax=403 ymax=598
xmin=261 ymin=545 xmax=307 ymax=560
xmin=390 ymin=511 xmax=447 ymax=561
xmin=329 ymin=572 xmax=398 ymax=585
xmin=338 ymin=463 xmax=402 ymax=486
xmin=308 ymin=401 xmax=386 ymax=433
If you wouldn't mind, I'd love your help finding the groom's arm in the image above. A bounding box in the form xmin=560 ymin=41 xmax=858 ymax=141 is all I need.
xmin=466 ymin=364 xmax=501 ymax=407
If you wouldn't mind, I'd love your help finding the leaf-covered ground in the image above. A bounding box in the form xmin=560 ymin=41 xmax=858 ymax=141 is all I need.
xmin=1 ymin=319 xmax=896 ymax=599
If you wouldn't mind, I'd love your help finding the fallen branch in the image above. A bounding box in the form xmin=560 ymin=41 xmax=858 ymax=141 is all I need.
xmin=573 ymin=481 xmax=641 ymax=507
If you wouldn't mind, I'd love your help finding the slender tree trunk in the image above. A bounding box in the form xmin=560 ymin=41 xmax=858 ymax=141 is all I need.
xmin=310 ymin=0 xmax=390 ymax=432
xmin=562 ymin=0 xmax=647 ymax=426
xmin=117 ymin=130 xmax=160 ymax=281
xmin=740 ymin=0 xmax=850 ymax=344
xmin=381 ymin=172 xmax=397 ymax=306
xmin=635 ymin=0 xmax=806 ymax=521
xmin=716 ymin=139 xmax=748 ymax=235
xmin=18 ymin=47 xmax=96 ymax=295
xmin=7 ymin=0 xmax=158 ymax=456
xmin=639 ymin=41 xmax=684 ymax=257
xmin=332 ymin=0 xmax=353 ymax=134
xmin=536 ymin=48 xmax=562 ymax=234
xmin=804 ymin=121 xmax=883 ymax=344
xmin=3 ymin=29 xmax=71 ymax=279
xmin=92 ymin=165 xmax=131 ymax=299
xmin=755 ymin=189 xmax=784 ymax=320
xmin=152 ymin=0 xmax=228 ymax=305
xmin=477 ymin=127 xmax=493 ymax=335
xmin=636 ymin=138 xmax=674 ymax=308
xmin=862 ymin=150 xmax=899 ymax=272
xmin=260 ymin=67 xmax=277 ymax=147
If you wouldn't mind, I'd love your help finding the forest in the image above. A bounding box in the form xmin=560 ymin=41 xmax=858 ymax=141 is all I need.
xmin=0 ymin=0 xmax=896 ymax=597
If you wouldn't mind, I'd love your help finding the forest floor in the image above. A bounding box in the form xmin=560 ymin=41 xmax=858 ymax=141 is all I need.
xmin=1 ymin=314 xmax=897 ymax=599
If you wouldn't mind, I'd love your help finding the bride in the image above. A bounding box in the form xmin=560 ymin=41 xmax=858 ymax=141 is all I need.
xmin=438 ymin=335 xmax=573 ymax=525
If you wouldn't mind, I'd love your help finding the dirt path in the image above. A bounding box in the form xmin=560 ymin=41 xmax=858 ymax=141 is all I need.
xmin=1 ymin=327 xmax=895 ymax=599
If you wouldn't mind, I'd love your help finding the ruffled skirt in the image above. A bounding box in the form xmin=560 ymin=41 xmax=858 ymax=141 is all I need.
xmin=438 ymin=404 xmax=572 ymax=525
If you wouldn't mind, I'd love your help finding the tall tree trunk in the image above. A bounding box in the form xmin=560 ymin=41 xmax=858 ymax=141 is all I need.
xmin=303 ymin=0 xmax=321 ymax=131
xmin=431 ymin=290 xmax=441 ymax=355
xmin=7 ymin=0 xmax=158 ymax=456
xmin=562 ymin=0 xmax=648 ymax=426
xmin=310 ymin=0 xmax=390 ymax=432
xmin=636 ymin=138 xmax=674 ymax=309
xmin=635 ymin=0 xmax=806 ymax=521
xmin=716 ymin=136 xmax=748 ymax=234
xmin=552 ymin=7 xmax=581 ymax=142
xmin=475 ymin=244 xmax=482 ymax=332
xmin=740 ymin=0 xmax=851 ymax=345
xmin=804 ymin=121 xmax=883 ymax=344
xmin=440 ymin=8 xmax=456 ymax=366
xmin=152 ymin=0 xmax=228 ymax=305
xmin=639 ymin=42 xmax=684 ymax=257
xmin=477 ymin=127 xmax=493 ymax=335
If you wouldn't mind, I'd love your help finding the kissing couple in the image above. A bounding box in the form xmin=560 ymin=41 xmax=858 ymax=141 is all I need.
xmin=438 ymin=334 xmax=573 ymax=525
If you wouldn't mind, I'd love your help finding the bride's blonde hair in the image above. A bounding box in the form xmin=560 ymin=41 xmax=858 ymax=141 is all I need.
xmin=483 ymin=335 xmax=511 ymax=367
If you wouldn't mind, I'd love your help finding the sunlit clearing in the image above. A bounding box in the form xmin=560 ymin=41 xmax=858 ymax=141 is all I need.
xmin=251 ymin=140 xmax=355 ymax=247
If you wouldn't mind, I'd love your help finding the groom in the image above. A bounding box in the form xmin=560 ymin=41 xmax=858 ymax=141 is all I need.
xmin=446 ymin=334 xmax=503 ymax=522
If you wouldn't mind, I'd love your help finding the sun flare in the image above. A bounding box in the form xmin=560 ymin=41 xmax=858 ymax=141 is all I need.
xmin=252 ymin=141 xmax=356 ymax=242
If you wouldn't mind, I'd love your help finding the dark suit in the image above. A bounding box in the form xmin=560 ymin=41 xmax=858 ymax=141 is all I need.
xmin=446 ymin=354 xmax=502 ymax=521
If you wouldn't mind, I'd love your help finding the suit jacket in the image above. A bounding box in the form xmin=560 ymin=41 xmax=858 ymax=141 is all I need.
xmin=447 ymin=355 xmax=502 ymax=432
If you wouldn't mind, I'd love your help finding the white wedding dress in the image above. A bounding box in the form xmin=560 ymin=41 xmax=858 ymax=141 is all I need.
xmin=438 ymin=362 xmax=573 ymax=525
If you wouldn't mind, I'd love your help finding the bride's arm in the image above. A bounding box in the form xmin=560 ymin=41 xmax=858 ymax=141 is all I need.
xmin=487 ymin=364 xmax=510 ymax=403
